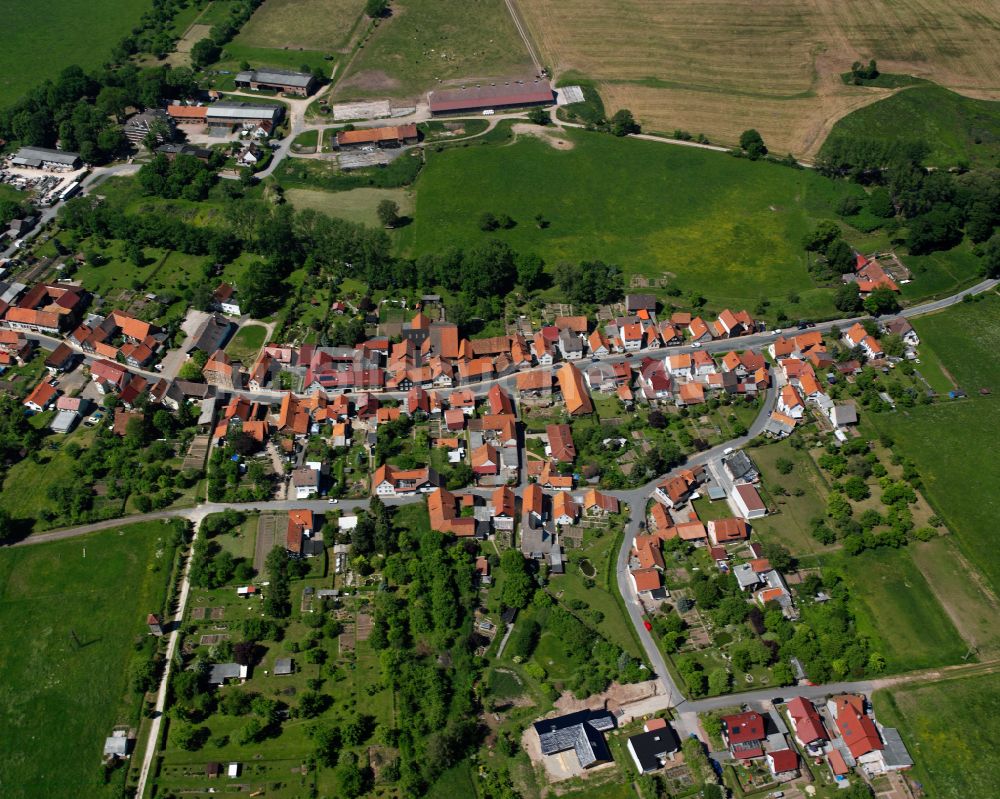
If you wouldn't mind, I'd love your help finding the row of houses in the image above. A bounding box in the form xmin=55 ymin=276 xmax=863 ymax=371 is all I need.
xmin=724 ymin=694 xmax=912 ymax=783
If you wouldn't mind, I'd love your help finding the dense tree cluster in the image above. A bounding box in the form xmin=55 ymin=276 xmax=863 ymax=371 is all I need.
xmin=816 ymin=132 xmax=1000 ymax=269
xmin=368 ymin=516 xmax=480 ymax=794
xmin=0 ymin=63 xmax=196 ymax=163
xmin=137 ymin=153 xmax=221 ymax=200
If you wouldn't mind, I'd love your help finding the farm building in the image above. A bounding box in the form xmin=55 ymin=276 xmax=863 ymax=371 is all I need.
xmin=166 ymin=104 xmax=208 ymax=124
xmin=235 ymin=68 xmax=316 ymax=96
xmin=10 ymin=146 xmax=81 ymax=169
xmin=428 ymin=80 xmax=554 ymax=115
xmin=206 ymin=102 xmax=283 ymax=129
xmin=336 ymin=124 xmax=419 ymax=148
xmin=124 ymin=109 xmax=174 ymax=145
xmin=156 ymin=143 xmax=212 ymax=162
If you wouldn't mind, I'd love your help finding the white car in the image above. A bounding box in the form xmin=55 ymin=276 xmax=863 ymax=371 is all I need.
xmin=691 ymin=342 xmax=702 ymax=348
xmin=328 ymin=498 xmax=338 ymax=504
xmin=772 ymin=329 xmax=783 ymax=335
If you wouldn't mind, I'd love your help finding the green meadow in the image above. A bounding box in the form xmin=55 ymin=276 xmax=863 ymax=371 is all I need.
xmin=821 ymin=85 xmax=1000 ymax=169
xmin=831 ymin=549 xmax=966 ymax=673
xmin=874 ymin=672 xmax=1000 ymax=799
xmin=410 ymin=129 xmax=871 ymax=317
xmin=0 ymin=523 xmax=179 ymax=799
xmin=0 ymin=0 xmax=150 ymax=108
xmin=868 ymin=296 xmax=1000 ymax=594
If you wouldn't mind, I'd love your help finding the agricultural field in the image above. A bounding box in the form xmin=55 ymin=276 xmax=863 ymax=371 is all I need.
xmin=911 ymin=294 xmax=1000 ymax=393
xmin=235 ymin=0 xmax=365 ymax=52
xmin=0 ymin=523 xmax=180 ymax=799
xmin=285 ymin=186 xmax=415 ymax=228
xmin=821 ymin=85 xmax=1000 ymax=168
xmin=0 ymin=0 xmax=149 ymax=107
xmin=333 ymin=0 xmax=536 ymax=100
xmin=411 ymin=129 xmax=865 ymax=317
xmin=518 ymin=0 xmax=1000 ymax=157
xmin=829 ymin=549 xmax=966 ymax=673
xmin=874 ymin=672 xmax=1000 ymax=799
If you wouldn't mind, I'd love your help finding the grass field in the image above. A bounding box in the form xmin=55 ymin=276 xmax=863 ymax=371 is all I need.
xmin=911 ymin=295 xmax=1000 ymax=393
xmin=0 ymin=428 xmax=98 ymax=526
xmin=0 ymin=523 xmax=177 ymax=799
xmin=821 ymin=85 xmax=1000 ymax=168
xmin=865 ymin=295 xmax=1000 ymax=594
xmin=285 ymin=186 xmax=414 ymax=227
xmin=0 ymin=0 xmax=149 ymax=107
xmin=874 ymin=672 xmax=1000 ymax=799
xmin=832 ymin=548 xmax=966 ymax=673
xmin=411 ymin=129 xmax=864 ymax=316
xmin=226 ymin=323 xmax=268 ymax=363
xmin=236 ymin=0 xmax=364 ymax=51
xmin=908 ymin=536 xmax=1000 ymax=658
xmin=333 ymin=0 xmax=536 ymax=100
xmin=518 ymin=0 xmax=1000 ymax=157
xmin=749 ymin=441 xmax=838 ymax=556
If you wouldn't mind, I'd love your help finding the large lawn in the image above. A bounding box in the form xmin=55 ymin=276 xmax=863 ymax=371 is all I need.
xmin=871 ymin=401 xmax=1000 ymax=596
xmin=410 ymin=130 xmax=866 ymax=317
xmin=235 ymin=0 xmax=364 ymax=52
xmin=333 ymin=0 xmax=535 ymax=100
xmin=821 ymin=85 xmax=1000 ymax=169
xmin=830 ymin=548 xmax=966 ymax=673
xmin=749 ymin=440 xmax=837 ymax=558
xmin=285 ymin=186 xmax=415 ymax=228
xmin=226 ymin=322 xmax=268 ymax=363
xmin=911 ymin=294 xmax=1000 ymax=393
xmin=866 ymin=295 xmax=1000 ymax=593
xmin=0 ymin=0 xmax=150 ymax=107
xmin=0 ymin=523 xmax=178 ymax=799
xmin=874 ymin=672 xmax=1000 ymax=799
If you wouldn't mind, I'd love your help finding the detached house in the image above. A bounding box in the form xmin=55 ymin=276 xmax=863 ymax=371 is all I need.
xmin=213 ymin=283 xmax=242 ymax=315
xmin=787 ymin=697 xmax=828 ymax=751
xmin=654 ymin=467 xmax=702 ymax=508
xmin=843 ymin=323 xmax=884 ymax=360
xmin=372 ymin=464 xmax=440 ymax=496
xmin=721 ymin=711 xmax=766 ymax=759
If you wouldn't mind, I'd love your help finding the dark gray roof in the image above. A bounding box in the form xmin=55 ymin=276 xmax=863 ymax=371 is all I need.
xmin=626 ymin=294 xmax=657 ymax=312
xmin=207 ymin=102 xmax=283 ymax=121
xmin=157 ymin=142 xmax=212 ymax=159
xmin=236 ymin=68 xmax=314 ymax=88
xmin=274 ymin=657 xmax=294 ymax=675
xmin=187 ymin=313 xmax=233 ymax=354
xmin=208 ymin=662 xmax=245 ymax=684
xmin=533 ymin=709 xmax=615 ymax=768
xmin=13 ymin=146 xmax=81 ymax=165
xmin=628 ymin=727 xmax=679 ymax=771
xmin=723 ymin=450 xmax=757 ymax=481
xmin=880 ymin=727 xmax=913 ymax=768
xmin=103 ymin=734 xmax=131 ymax=757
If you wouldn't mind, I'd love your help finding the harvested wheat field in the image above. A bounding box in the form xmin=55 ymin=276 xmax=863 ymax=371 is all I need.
xmin=518 ymin=0 xmax=1000 ymax=157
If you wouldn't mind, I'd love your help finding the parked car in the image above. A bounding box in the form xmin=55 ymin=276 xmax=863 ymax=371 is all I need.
xmin=643 ymin=620 xmax=653 ymax=631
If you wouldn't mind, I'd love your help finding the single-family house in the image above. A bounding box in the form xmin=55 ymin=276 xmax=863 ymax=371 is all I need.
xmin=491 ymin=486 xmax=516 ymax=531
xmin=291 ymin=467 xmax=320 ymax=499
xmin=627 ymin=722 xmax=680 ymax=774
xmin=707 ymin=517 xmax=750 ymax=545
xmin=721 ymin=711 xmax=766 ymax=759
xmin=843 ymin=323 xmax=884 ymax=360
xmin=547 ymin=423 xmax=575 ymax=463
xmin=787 ymin=697 xmax=828 ymax=750
xmin=23 ymin=379 xmax=58 ymax=412
xmin=372 ymin=464 xmax=440 ymax=496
